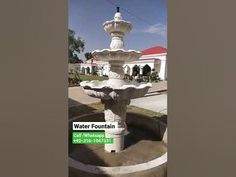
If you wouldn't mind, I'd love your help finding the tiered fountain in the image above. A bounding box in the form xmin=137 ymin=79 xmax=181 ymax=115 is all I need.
xmin=80 ymin=7 xmax=152 ymax=153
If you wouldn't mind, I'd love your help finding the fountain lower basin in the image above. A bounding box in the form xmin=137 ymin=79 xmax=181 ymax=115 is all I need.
xmin=69 ymin=112 xmax=167 ymax=176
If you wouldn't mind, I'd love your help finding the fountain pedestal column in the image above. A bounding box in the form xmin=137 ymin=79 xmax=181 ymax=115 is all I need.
xmin=107 ymin=60 xmax=125 ymax=87
xmin=101 ymin=99 xmax=130 ymax=152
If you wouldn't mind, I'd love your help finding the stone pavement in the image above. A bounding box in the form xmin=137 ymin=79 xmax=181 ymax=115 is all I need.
xmin=69 ymin=86 xmax=99 ymax=107
xmin=148 ymin=81 xmax=167 ymax=93
xmin=130 ymin=94 xmax=167 ymax=114
xmin=68 ymin=81 xmax=167 ymax=114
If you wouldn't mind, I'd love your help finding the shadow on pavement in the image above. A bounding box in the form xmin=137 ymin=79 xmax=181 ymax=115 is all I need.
xmin=68 ymin=98 xmax=109 ymax=177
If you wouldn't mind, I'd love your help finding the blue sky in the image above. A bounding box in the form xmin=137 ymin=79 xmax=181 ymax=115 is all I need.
xmin=69 ymin=0 xmax=167 ymax=59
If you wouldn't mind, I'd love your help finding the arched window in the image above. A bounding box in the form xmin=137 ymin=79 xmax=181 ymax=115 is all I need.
xmin=132 ymin=65 xmax=140 ymax=76
xmin=81 ymin=67 xmax=85 ymax=74
xmin=143 ymin=64 xmax=151 ymax=76
xmin=86 ymin=67 xmax=90 ymax=74
xmin=124 ymin=65 xmax=131 ymax=75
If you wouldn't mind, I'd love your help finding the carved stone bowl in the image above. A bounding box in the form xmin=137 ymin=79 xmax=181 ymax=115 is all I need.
xmin=92 ymin=49 xmax=141 ymax=62
xmin=80 ymin=80 xmax=152 ymax=100
xmin=103 ymin=19 xmax=132 ymax=35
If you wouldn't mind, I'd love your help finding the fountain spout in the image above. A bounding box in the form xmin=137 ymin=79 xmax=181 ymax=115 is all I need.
xmin=116 ymin=7 xmax=120 ymax=12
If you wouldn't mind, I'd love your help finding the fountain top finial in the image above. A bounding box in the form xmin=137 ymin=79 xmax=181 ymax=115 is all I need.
xmin=114 ymin=7 xmax=122 ymax=20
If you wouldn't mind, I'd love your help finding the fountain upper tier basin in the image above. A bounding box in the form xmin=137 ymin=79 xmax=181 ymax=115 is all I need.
xmin=80 ymin=80 xmax=152 ymax=100
xmin=103 ymin=19 xmax=132 ymax=35
xmin=92 ymin=49 xmax=141 ymax=62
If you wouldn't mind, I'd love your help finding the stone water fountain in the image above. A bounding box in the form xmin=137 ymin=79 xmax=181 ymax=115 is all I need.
xmin=80 ymin=7 xmax=152 ymax=153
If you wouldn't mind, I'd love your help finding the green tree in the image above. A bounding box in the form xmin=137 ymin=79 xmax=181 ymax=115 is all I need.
xmin=84 ymin=52 xmax=93 ymax=60
xmin=68 ymin=29 xmax=85 ymax=63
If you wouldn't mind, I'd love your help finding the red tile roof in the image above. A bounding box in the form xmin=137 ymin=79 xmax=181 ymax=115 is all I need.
xmin=141 ymin=46 xmax=167 ymax=55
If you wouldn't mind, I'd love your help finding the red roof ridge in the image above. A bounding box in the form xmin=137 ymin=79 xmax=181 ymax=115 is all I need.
xmin=141 ymin=46 xmax=167 ymax=55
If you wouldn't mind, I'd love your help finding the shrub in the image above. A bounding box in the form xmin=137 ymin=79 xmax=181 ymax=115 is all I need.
xmin=150 ymin=72 xmax=160 ymax=82
xmin=68 ymin=70 xmax=80 ymax=87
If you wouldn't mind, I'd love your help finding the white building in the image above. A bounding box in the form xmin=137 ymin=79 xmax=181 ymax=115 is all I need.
xmin=80 ymin=46 xmax=167 ymax=80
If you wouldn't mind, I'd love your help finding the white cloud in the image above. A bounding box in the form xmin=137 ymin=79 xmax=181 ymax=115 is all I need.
xmin=143 ymin=23 xmax=167 ymax=37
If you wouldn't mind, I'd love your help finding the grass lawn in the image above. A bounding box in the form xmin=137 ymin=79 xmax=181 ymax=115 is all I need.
xmin=69 ymin=101 xmax=164 ymax=119
xmin=80 ymin=75 xmax=108 ymax=81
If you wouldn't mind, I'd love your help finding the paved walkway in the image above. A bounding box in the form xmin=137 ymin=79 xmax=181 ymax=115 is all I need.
xmin=148 ymin=81 xmax=167 ymax=93
xmin=69 ymin=86 xmax=99 ymax=107
xmin=130 ymin=94 xmax=167 ymax=114
xmin=68 ymin=81 xmax=167 ymax=114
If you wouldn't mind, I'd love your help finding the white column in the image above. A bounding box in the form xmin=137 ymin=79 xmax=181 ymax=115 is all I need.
xmin=124 ymin=65 xmax=127 ymax=74
xmin=139 ymin=67 xmax=143 ymax=75
xmin=159 ymin=58 xmax=167 ymax=80
xmin=130 ymin=66 xmax=133 ymax=76
xmin=100 ymin=65 xmax=104 ymax=76
xmin=90 ymin=66 xmax=92 ymax=75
